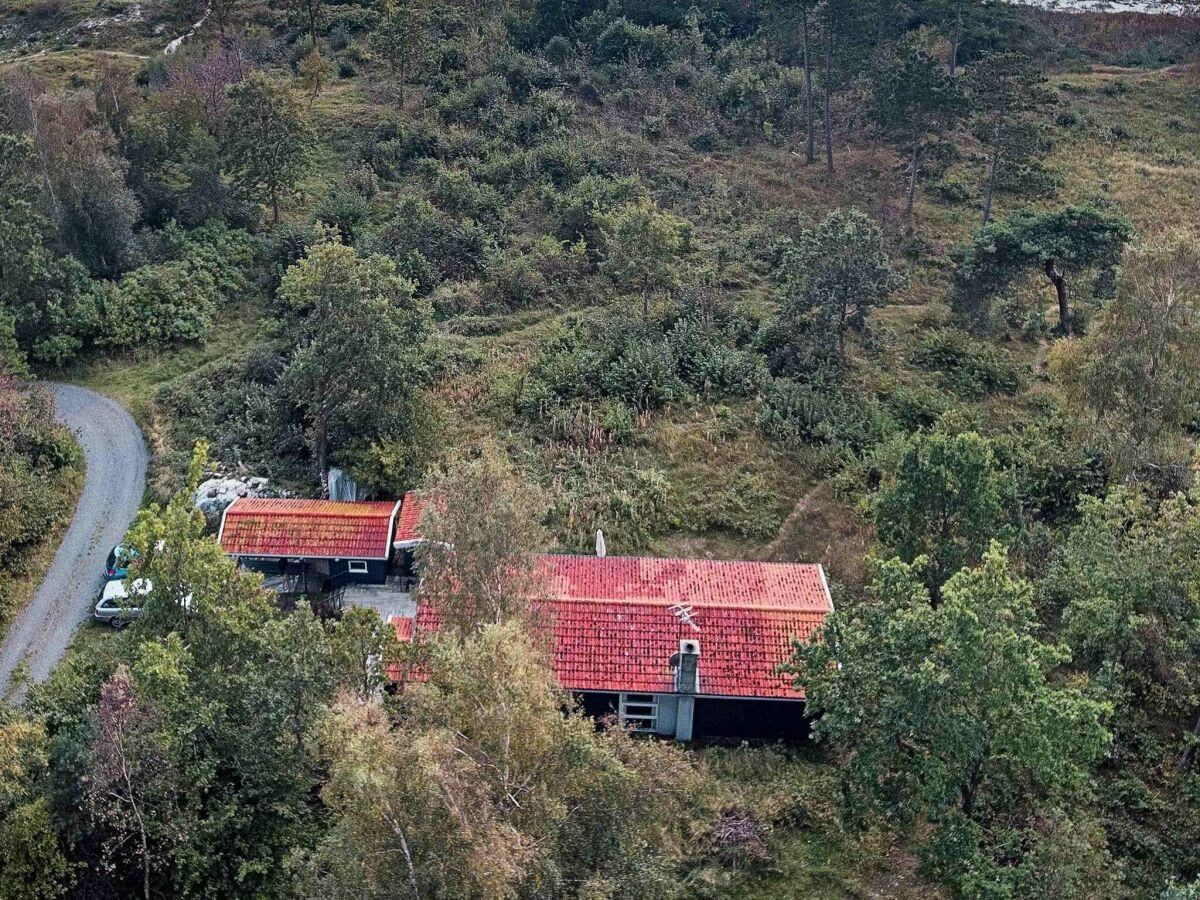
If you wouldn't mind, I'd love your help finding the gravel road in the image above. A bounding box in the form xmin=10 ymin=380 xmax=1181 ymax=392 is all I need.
xmin=0 ymin=383 xmax=147 ymax=703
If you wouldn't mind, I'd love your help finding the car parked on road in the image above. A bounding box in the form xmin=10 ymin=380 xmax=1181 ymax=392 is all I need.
xmin=94 ymin=578 xmax=152 ymax=629
xmin=104 ymin=544 xmax=140 ymax=581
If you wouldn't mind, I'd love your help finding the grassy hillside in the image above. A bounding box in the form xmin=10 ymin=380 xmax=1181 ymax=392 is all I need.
xmin=4 ymin=2 xmax=1200 ymax=897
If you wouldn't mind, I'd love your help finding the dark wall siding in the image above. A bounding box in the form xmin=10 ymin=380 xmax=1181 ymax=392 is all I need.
xmin=329 ymin=559 xmax=388 ymax=586
xmin=694 ymin=698 xmax=811 ymax=741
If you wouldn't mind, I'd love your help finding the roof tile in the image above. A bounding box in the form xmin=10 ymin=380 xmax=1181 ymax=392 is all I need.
xmin=219 ymin=499 xmax=400 ymax=560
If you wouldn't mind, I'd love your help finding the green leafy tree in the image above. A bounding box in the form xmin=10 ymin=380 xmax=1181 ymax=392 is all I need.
xmin=600 ymin=198 xmax=691 ymax=322
xmin=277 ymin=240 xmax=434 ymax=487
xmin=0 ymin=715 xmax=72 ymax=900
xmin=951 ymin=204 xmax=1133 ymax=336
xmin=1050 ymin=238 xmax=1200 ymax=483
xmin=791 ymin=546 xmax=1111 ymax=894
xmin=66 ymin=445 xmax=332 ymax=897
xmin=415 ymin=446 xmax=549 ymax=637
xmin=968 ymin=51 xmax=1054 ymax=225
xmin=2 ymin=75 xmax=140 ymax=278
xmin=370 ymin=2 xmax=431 ymax=110
xmin=1041 ymin=488 xmax=1200 ymax=891
xmin=330 ymin=606 xmax=400 ymax=703
xmin=0 ymin=133 xmax=96 ymax=368
xmin=872 ymin=429 xmax=1013 ymax=598
xmin=873 ymin=41 xmax=965 ymax=217
xmin=224 ymin=72 xmax=311 ymax=225
xmin=296 ymin=48 xmax=334 ymax=109
xmin=295 ymin=622 xmax=699 ymax=899
xmin=773 ymin=208 xmax=904 ymax=366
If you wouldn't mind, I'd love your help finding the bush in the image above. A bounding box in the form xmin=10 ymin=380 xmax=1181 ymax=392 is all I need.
xmin=553 ymin=174 xmax=644 ymax=247
xmin=362 ymin=195 xmax=493 ymax=281
xmin=715 ymin=472 xmax=783 ymax=540
xmin=593 ymin=18 xmax=677 ymax=69
xmin=425 ymin=163 xmax=507 ymax=232
xmin=757 ymin=378 xmax=890 ymax=454
xmin=912 ymin=329 xmax=1023 ymax=399
xmin=94 ymin=261 xmax=218 ymax=350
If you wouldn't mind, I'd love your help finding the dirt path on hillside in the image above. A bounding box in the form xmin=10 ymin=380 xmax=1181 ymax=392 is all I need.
xmin=0 ymin=384 xmax=146 ymax=703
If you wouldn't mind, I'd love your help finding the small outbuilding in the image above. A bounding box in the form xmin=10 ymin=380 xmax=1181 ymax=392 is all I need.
xmin=218 ymin=498 xmax=402 ymax=590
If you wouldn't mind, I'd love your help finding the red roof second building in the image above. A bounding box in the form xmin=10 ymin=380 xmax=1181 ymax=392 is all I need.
xmin=392 ymin=491 xmax=431 ymax=547
xmin=400 ymin=554 xmax=832 ymax=700
xmin=218 ymin=498 xmax=401 ymax=560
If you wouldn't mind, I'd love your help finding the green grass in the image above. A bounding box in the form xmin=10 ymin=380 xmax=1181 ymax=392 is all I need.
xmin=47 ymin=301 xmax=267 ymax=427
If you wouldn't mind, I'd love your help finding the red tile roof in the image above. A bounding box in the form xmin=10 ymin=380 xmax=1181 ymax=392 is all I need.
xmin=218 ymin=498 xmax=401 ymax=560
xmin=392 ymin=491 xmax=430 ymax=547
xmin=397 ymin=555 xmax=831 ymax=700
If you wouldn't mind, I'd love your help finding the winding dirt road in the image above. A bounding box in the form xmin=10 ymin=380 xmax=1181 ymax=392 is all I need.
xmin=0 ymin=384 xmax=147 ymax=703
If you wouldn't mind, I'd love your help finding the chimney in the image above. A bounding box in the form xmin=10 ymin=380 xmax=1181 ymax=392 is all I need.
xmin=671 ymin=639 xmax=700 ymax=742
xmin=595 ymin=529 xmax=607 ymax=558
xmin=673 ymin=639 xmax=700 ymax=693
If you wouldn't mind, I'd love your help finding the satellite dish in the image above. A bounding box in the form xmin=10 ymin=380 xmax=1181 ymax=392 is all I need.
xmin=595 ymin=529 xmax=607 ymax=558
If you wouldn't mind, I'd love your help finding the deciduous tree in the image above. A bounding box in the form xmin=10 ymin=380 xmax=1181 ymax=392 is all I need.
xmin=415 ymin=447 xmax=549 ymax=637
xmin=600 ymin=198 xmax=691 ymax=322
xmin=772 ymin=208 xmax=903 ymax=366
xmin=1050 ymin=238 xmax=1200 ymax=483
xmin=791 ymin=546 xmax=1110 ymax=893
xmin=277 ymin=240 xmax=433 ymax=488
xmin=370 ymin=2 xmax=431 ymax=110
xmin=872 ymin=429 xmax=1013 ymax=598
xmin=223 ymin=72 xmax=311 ymax=225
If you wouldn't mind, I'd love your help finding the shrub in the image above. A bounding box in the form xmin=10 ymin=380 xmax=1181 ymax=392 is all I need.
xmin=425 ymin=163 xmax=507 ymax=232
xmin=94 ymin=261 xmax=218 ymax=350
xmin=553 ymin=174 xmax=644 ymax=247
xmin=912 ymin=329 xmax=1023 ymax=399
xmin=362 ymin=195 xmax=493 ymax=281
xmin=757 ymin=378 xmax=890 ymax=454
xmin=601 ymin=340 xmax=684 ymax=410
xmin=593 ymin=18 xmax=676 ymax=69
xmin=715 ymin=472 xmax=783 ymax=540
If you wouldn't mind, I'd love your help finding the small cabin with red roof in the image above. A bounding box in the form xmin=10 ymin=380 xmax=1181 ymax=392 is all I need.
xmin=218 ymin=498 xmax=402 ymax=589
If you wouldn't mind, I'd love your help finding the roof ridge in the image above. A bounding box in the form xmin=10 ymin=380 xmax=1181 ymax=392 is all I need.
xmin=534 ymin=553 xmax=823 ymax=569
xmin=537 ymin=596 xmax=829 ymax=612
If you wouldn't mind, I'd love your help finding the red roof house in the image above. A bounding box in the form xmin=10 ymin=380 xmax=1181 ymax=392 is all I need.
xmin=218 ymin=498 xmax=402 ymax=560
xmin=395 ymin=554 xmax=832 ymax=739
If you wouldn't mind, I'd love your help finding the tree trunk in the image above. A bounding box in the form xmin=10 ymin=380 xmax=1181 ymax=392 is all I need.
xmin=1044 ymin=258 xmax=1071 ymax=337
xmin=802 ymin=9 xmax=814 ymax=164
xmin=316 ymin=411 xmax=329 ymax=493
xmin=982 ymin=95 xmax=1006 ymax=226
xmin=641 ymin=288 xmax=650 ymax=323
xmin=272 ymin=190 xmax=281 ymax=225
xmin=904 ymin=136 xmax=921 ymax=218
xmin=824 ymin=34 xmax=834 ymax=177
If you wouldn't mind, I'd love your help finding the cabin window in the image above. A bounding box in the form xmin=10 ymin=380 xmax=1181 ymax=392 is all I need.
xmin=347 ymin=560 xmax=369 ymax=574
xmin=619 ymin=694 xmax=658 ymax=733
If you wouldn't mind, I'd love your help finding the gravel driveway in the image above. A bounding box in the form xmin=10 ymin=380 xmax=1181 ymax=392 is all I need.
xmin=0 ymin=383 xmax=147 ymax=703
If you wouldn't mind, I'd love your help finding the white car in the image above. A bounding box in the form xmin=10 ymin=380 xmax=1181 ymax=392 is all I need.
xmin=94 ymin=578 xmax=152 ymax=629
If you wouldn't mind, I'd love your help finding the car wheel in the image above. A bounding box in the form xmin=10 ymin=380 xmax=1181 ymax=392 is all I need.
xmin=109 ymin=618 xmax=126 ymax=630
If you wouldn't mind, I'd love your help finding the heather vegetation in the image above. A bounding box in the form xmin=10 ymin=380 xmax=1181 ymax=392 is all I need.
xmin=2 ymin=0 xmax=1200 ymax=896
